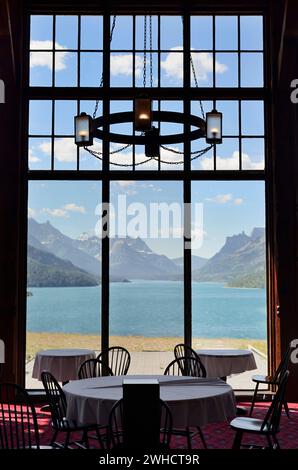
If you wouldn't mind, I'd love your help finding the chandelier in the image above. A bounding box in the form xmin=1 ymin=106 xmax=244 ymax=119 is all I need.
xmin=74 ymin=16 xmax=222 ymax=166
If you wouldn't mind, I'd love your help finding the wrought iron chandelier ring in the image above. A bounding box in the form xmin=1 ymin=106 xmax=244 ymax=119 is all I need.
xmin=92 ymin=111 xmax=206 ymax=146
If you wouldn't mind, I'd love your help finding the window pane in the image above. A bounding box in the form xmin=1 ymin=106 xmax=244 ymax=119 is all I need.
xmin=30 ymin=15 xmax=53 ymax=47
xmin=135 ymin=53 xmax=158 ymax=87
xmin=53 ymin=138 xmax=77 ymax=170
xmin=54 ymin=100 xmax=77 ymax=135
xmin=241 ymin=53 xmax=264 ymax=87
xmin=242 ymin=138 xmax=265 ymax=170
xmin=80 ymin=53 xmax=103 ymax=87
xmin=160 ymin=16 xmax=183 ymax=50
xmin=29 ymin=100 xmax=52 ymax=135
xmin=111 ymin=16 xmax=133 ymax=50
xmin=30 ymin=51 xmax=53 ymax=86
xmin=191 ymin=16 xmax=213 ymax=50
xmin=81 ymin=16 xmax=103 ymax=50
xmin=55 ymin=52 xmax=77 ymax=86
xmin=55 ymin=16 xmax=78 ymax=50
xmin=26 ymin=181 xmax=101 ymax=388
xmin=216 ymin=100 xmax=239 ymax=136
xmin=192 ymin=180 xmax=267 ymax=389
xmin=136 ymin=16 xmax=158 ymax=50
xmin=109 ymin=181 xmax=184 ymax=373
xmin=28 ymin=138 xmax=52 ymax=170
xmin=161 ymin=52 xmax=183 ymax=87
xmin=241 ymin=101 xmax=264 ymax=135
xmin=215 ymin=16 xmax=238 ymax=50
xmin=240 ymin=16 xmax=263 ymax=50
xmin=215 ymin=53 xmax=238 ymax=87
xmin=190 ymin=53 xmax=213 ymax=87
xmin=216 ymin=138 xmax=240 ymax=170
xmin=110 ymin=53 xmax=133 ymax=87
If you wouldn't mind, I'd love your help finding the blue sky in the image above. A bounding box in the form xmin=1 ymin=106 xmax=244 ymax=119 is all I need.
xmin=28 ymin=15 xmax=265 ymax=259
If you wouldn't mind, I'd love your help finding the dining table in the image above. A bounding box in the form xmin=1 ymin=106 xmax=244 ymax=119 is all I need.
xmin=63 ymin=374 xmax=237 ymax=429
xmin=196 ymin=349 xmax=257 ymax=380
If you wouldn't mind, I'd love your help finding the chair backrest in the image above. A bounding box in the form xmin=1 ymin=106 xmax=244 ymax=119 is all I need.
xmin=272 ymin=344 xmax=292 ymax=383
xmin=108 ymin=398 xmax=172 ymax=449
xmin=164 ymin=356 xmax=206 ymax=377
xmin=0 ymin=383 xmax=40 ymax=449
xmin=41 ymin=371 xmax=67 ymax=430
xmin=97 ymin=347 xmax=131 ymax=376
xmin=174 ymin=343 xmax=207 ymax=377
xmin=78 ymin=358 xmax=114 ymax=379
xmin=261 ymin=370 xmax=289 ymax=433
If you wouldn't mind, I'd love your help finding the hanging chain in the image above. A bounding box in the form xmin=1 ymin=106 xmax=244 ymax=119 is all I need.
xmin=149 ymin=15 xmax=153 ymax=87
xmin=143 ymin=15 xmax=147 ymax=88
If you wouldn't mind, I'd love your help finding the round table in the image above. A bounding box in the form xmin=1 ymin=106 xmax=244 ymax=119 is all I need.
xmin=32 ymin=348 xmax=96 ymax=383
xmin=64 ymin=375 xmax=236 ymax=428
xmin=196 ymin=349 xmax=257 ymax=379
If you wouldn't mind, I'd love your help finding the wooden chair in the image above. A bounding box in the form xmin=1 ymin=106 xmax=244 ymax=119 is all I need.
xmin=97 ymin=346 xmax=131 ymax=376
xmin=78 ymin=358 xmax=113 ymax=379
xmin=174 ymin=343 xmax=207 ymax=377
xmin=41 ymin=371 xmax=105 ymax=448
xmin=231 ymin=370 xmax=289 ymax=449
xmin=164 ymin=356 xmax=207 ymax=449
xmin=250 ymin=344 xmax=292 ymax=417
xmin=108 ymin=398 xmax=172 ymax=449
xmin=0 ymin=382 xmax=52 ymax=449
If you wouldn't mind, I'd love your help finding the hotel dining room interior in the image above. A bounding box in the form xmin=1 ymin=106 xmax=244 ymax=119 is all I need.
xmin=0 ymin=0 xmax=298 ymax=461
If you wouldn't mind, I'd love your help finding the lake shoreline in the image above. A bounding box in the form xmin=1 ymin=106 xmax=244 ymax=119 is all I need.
xmin=26 ymin=331 xmax=267 ymax=362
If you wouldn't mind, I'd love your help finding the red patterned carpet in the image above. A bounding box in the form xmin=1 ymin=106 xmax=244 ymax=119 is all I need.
xmin=35 ymin=402 xmax=298 ymax=449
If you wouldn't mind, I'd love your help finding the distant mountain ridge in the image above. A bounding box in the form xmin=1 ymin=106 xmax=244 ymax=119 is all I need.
xmin=28 ymin=219 xmax=265 ymax=288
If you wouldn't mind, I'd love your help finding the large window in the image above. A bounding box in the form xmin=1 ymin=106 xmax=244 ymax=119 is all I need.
xmin=26 ymin=11 xmax=267 ymax=388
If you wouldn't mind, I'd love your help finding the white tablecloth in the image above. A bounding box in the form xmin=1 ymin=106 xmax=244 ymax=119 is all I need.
xmin=32 ymin=348 xmax=96 ymax=382
xmin=64 ymin=375 xmax=236 ymax=428
xmin=196 ymin=349 xmax=257 ymax=378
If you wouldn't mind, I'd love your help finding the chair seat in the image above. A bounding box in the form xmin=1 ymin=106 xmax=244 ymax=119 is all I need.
xmin=230 ymin=417 xmax=273 ymax=434
xmin=252 ymin=374 xmax=278 ymax=384
xmin=53 ymin=418 xmax=105 ymax=432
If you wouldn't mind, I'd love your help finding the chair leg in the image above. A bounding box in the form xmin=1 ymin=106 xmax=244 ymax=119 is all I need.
xmin=249 ymin=382 xmax=259 ymax=416
xmin=283 ymin=400 xmax=290 ymax=419
xmin=272 ymin=434 xmax=280 ymax=449
xmin=96 ymin=427 xmax=105 ymax=449
xmin=64 ymin=431 xmax=71 ymax=449
xmin=197 ymin=427 xmax=208 ymax=449
xmin=266 ymin=435 xmax=273 ymax=449
xmin=50 ymin=430 xmax=58 ymax=447
xmin=82 ymin=430 xmax=89 ymax=449
xmin=232 ymin=431 xmax=243 ymax=450
xmin=186 ymin=427 xmax=192 ymax=450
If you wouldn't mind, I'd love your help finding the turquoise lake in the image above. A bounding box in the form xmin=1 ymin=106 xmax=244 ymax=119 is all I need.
xmin=26 ymin=281 xmax=266 ymax=339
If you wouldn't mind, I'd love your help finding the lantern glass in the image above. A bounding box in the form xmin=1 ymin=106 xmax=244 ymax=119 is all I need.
xmin=75 ymin=112 xmax=93 ymax=146
xmin=135 ymin=98 xmax=152 ymax=132
xmin=206 ymin=110 xmax=222 ymax=144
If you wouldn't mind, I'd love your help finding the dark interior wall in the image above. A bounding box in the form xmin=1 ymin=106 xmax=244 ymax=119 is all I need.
xmin=0 ymin=0 xmax=25 ymax=383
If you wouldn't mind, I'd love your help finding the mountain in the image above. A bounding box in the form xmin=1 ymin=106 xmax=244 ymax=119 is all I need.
xmin=173 ymin=255 xmax=208 ymax=271
xmin=193 ymin=228 xmax=265 ymax=286
xmin=27 ymin=245 xmax=98 ymax=287
xmin=28 ymin=219 xmax=181 ymax=281
xmin=28 ymin=218 xmax=101 ymax=277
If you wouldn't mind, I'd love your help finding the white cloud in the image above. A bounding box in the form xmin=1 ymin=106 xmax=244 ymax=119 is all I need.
xmin=28 ymin=207 xmax=36 ymax=218
xmin=160 ymin=47 xmax=227 ymax=83
xmin=30 ymin=41 xmax=67 ymax=71
xmin=206 ymin=194 xmax=233 ymax=204
xmin=63 ymin=203 xmax=86 ymax=214
xmin=116 ymin=181 xmax=136 ymax=188
xmin=110 ymin=54 xmax=143 ymax=77
xmin=28 ymin=149 xmax=41 ymax=164
xmin=200 ymin=150 xmax=264 ymax=171
xmin=234 ymin=198 xmax=244 ymax=205
xmin=42 ymin=208 xmax=69 ymax=218
xmin=39 ymin=138 xmax=77 ymax=163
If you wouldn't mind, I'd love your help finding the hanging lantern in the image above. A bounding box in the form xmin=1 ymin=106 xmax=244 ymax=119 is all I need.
xmin=74 ymin=112 xmax=93 ymax=147
xmin=206 ymin=109 xmax=222 ymax=144
xmin=135 ymin=98 xmax=152 ymax=132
